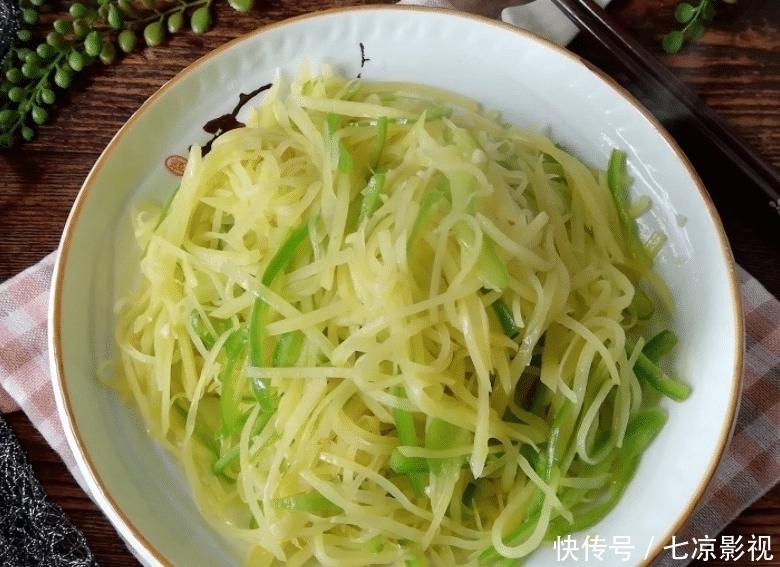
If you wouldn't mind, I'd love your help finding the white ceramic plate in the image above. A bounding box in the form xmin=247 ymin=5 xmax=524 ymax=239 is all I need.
xmin=50 ymin=6 xmax=743 ymax=567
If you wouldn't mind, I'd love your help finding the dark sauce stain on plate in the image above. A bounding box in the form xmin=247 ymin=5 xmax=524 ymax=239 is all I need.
xmin=167 ymin=83 xmax=271 ymax=171
xmin=357 ymin=42 xmax=370 ymax=78
xmin=200 ymin=82 xmax=272 ymax=155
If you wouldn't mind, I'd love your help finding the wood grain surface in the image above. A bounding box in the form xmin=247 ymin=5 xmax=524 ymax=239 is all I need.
xmin=2 ymin=0 xmax=780 ymax=565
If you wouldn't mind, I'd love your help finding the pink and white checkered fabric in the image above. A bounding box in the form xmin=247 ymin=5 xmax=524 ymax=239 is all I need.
xmin=0 ymin=251 xmax=77 ymax=473
xmin=1 ymin=251 xmax=779 ymax=564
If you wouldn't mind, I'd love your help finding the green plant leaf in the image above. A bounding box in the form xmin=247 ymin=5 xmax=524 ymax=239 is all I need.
xmin=53 ymin=18 xmax=72 ymax=34
xmin=46 ymin=32 xmax=66 ymax=49
xmin=36 ymin=43 xmax=56 ymax=60
xmin=68 ymin=50 xmax=85 ymax=72
xmin=107 ymin=4 xmax=124 ymax=30
xmin=21 ymin=8 xmax=39 ymax=25
xmin=5 ymin=68 xmax=23 ymax=84
xmin=54 ymin=67 xmax=72 ymax=88
xmin=701 ymin=0 xmax=716 ymax=21
xmin=228 ymin=0 xmax=254 ymax=13
xmin=117 ymin=29 xmax=137 ymax=53
xmin=190 ymin=6 xmax=212 ymax=35
xmin=40 ymin=88 xmax=56 ymax=104
xmin=84 ymin=30 xmax=102 ymax=57
xmin=0 ymin=110 xmax=15 ymax=127
xmin=674 ymin=2 xmax=696 ymax=23
xmin=73 ymin=18 xmax=91 ymax=39
xmin=167 ymin=12 xmax=184 ymax=33
xmin=99 ymin=42 xmax=116 ymax=65
xmin=661 ymin=30 xmax=685 ymax=54
xmin=143 ymin=20 xmax=165 ymax=47
xmin=687 ymin=19 xmax=706 ymax=41
xmin=117 ymin=0 xmax=136 ymax=15
xmin=69 ymin=2 xmax=88 ymax=18
xmin=31 ymin=105 xmax=48 ymax=125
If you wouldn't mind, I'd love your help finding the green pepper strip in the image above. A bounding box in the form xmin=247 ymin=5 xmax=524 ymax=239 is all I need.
xmin=548 ymin=408 xmax=667 ymax=536
xmin=371 ymin=115 xmax=388 ymax=170
xmin=607 ymin=149 xmax=652 ymax=270
xmin=217 ymin=327 xmax=248 ymax=437
xmin=424 ymin=416 xmax=467 ymax=475
xmin=541 ymin=401 xmax=568 ymax=480
xmin=248 ymin=222 xmax=310 ymax=411
xmin=447 ymin=127 xmax=480 ymax=211
xmin=389 ymin=450 xmax=429 ymax=474
xmin=450 ymin=210 xmax=509 ymax=292
xmin=272 ymin=330 xmax=305 ymax=368
xmin=271 ymin=492 xmax=342 ymax=514
xmin=642 ymin=329 xmax=679 ymax=363
xmin=172 ymin=400 xmax=219 ymax=458
xmin=190 ymin=310 xmax=233 ymax=351
xmin=260 ymin=223 xmax=310 ymax=288
xmin=216 ymin=224 xmax=308 ymax=447
xmin=343 ymin=81 xmax=363 ymax=101
xmin=358 ymin=169 xmax=387 ymax=223
xmin=368 ymin=534 xmax=386 ymax=553
xmin=475 ymin=236 xmax=510 ymax=292
xmin=338 ymin=141 xmax=354 ymax=173
xmin=627 ymin=339 xmax=690 ymax=401
xmin=389 ymin=452 xmax=473 ymax=475
xmin=247 ymin=301 xmax=274 ymax=412
xmin=404 ymin=557 xmax=427 ymax=567
xmin=478 ymin=402 xmax=568 ymax=565
xmin=190 ymin=310 xmax=216 ymax=351
xmin=153 ymin=183 xmax=181 ymax=230
xmin=216 ymin=333 xmax=301 ymax=468
xmin=212 ymin=423 xmax=281 ymax=476
xmin=424 ymin=102 xmax=452 ymax=122
xmin=461 ymin=481 xmax=478 ymax=507
xmin=391 ymin=385 xmax=426 ymax=496
xmin=326 ymin=113 xmax=354 ymax=174
xmin=407 ymin=180 xmax=447 ymax=250
xmin=443 ymin=126 xmax=509 ymax=291
xmin=488 ymin=292 xmax=520 ymax=339
xmin=628 ymin=286 xmax=655 ymax=320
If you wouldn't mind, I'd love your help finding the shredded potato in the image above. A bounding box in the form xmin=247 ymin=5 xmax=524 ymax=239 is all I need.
xmin=111 ymin=64 xmax=687 ymax=566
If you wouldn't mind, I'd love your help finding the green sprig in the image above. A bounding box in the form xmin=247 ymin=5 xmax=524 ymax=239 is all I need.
xmin=662 ymin=0 xmax=737 ymax=54
xmin=1 ymin=0 xmax=255 ymax=148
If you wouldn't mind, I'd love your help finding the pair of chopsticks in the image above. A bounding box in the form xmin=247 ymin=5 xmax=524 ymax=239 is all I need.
xmin=548 ymin=0 xmax=780 ymax=226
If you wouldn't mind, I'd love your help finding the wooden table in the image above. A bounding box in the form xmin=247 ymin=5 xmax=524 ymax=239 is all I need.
xmin=1 ymin=0 xmax=779 ymax=565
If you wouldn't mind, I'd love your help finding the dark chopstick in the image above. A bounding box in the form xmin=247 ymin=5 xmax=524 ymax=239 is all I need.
xmin=547 ymin=0 xmax=780 ymax=225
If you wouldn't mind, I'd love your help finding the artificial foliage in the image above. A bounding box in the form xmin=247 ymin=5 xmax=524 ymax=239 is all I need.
xmin=661 ymin=0 xmax=737 ymax=54
xmin=0 ymin=0 xmax=252 ymax=147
